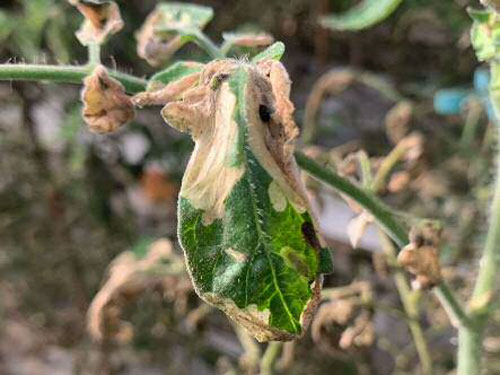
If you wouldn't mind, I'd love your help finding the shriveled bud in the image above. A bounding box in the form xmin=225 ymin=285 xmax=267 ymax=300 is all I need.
xmin=398 ymin=243 xmax=442 ymax=289
xmin=81 ymin=66 xmax=135 ymax=134
xmin=69 ymin=0 xmax=124 ymax=45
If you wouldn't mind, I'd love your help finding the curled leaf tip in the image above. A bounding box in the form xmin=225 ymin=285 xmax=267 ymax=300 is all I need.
xmin=81 ymin=65 xmax=135 ymax=134
xmin=70 ymin=0 xmax=124 ymax=46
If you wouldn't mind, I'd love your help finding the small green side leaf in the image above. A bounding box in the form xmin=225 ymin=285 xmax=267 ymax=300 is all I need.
xmin=156 ymin=2 xmax=214 ymax=30
xmin=320 ymin=0 xmax=403 ymax=31
xmin=251 ymin=41 xmax=285 ymax=63
xmin=147 ymin=61 xmax=204 ymax=91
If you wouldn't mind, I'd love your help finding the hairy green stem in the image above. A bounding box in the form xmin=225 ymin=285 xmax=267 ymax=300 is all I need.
xmin=88 ymin=43 xmax=102 ymax=67
xmin=0 ymin=64 xmax=147 ymax=94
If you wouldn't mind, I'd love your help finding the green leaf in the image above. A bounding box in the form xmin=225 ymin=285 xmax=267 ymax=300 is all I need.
xmin=469 ymin=8 xmax=500 ymax=62
xmin=155 ymin=2 xmax=214 ymax=31
xmin=176 ymin=65 xmax=332 ymax=341
xmin=147 ymin=61 xmax=204 ymax=91
xmin=251 ymin=41 xmax=285 ymax=63
xmin=320 ymin=0 xmax=403 ymax=31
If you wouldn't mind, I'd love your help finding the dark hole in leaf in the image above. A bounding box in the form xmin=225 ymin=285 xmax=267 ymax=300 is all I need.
xmin=302 ymin=221 xmax=321 ymax=250
xmin=259 ymin=104 xmax=272 ymax=122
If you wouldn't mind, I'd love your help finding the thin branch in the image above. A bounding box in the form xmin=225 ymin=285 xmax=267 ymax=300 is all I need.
xmin=260 ymin=342 xmax=283 ymax=375
xmin=0 ymin=64 xmax=147 ymax=94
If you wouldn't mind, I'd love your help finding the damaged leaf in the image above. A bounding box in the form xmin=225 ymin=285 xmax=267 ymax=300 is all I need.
xmin=134 ymin=55 xmax=333 ymax=341
xmin=87 ymin=238 xmax=185 ymax=342
xmin=82 ymin=65 xmax=135 ymax=133
xmin=70 ymin=0 xmax=124 ymax=46
xmin=136 ymin=3 xmax=214 ymax=67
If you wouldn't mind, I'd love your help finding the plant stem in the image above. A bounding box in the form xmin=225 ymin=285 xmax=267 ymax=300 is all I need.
xmin=455 ymin=60 xmax=500 ymax=375
xmin=0 ymin=64 xmax=147 ymax=94
xmin=295 ymin=151 xmax=470 ymax=342
xmin=434 ymin=283 xmax=471 ymax=328
xmin=88 ymin=43 xmax=102 ymax=66
xmin=260 ymin=342 xmax=283 ymax=375
xmin=379 ymin=231 xmax=433 ymax=374
xmin=295 ymin=151 xmax=408 ymax=247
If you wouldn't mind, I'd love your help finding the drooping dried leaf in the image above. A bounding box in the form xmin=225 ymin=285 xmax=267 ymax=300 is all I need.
xmin=81 ymin=65 xmax=135 ymax=134
xmin=87 ymin=238 xmax=185 ymax=342
xmin=312 ymin=282 xmax=374 ymax=354
xmin=136 ymin=3 xmax=213 ymax=66
xmin=70 ymin=0 xmax=124 ymax=45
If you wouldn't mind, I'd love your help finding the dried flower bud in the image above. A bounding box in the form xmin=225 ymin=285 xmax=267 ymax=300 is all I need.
xmin=70 ymin=0 xmax=124 ymax=45
xmin=409 ymin=221 xmax=443 ymax=248
xmin=81 ymin=65 xmax=135 ymax=134
xmin=398 ymin=243 xmax=442 ymax=289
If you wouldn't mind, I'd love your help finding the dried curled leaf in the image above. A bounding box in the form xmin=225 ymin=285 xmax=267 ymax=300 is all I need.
xmin=87 ymin=239 xmax=186 ymax=342
xmin=397 ymin=223 xmax=443 ymax=289
xmin=136 ymin=3 xmax=213 ymax=66
xmin=312 ymin=282 xmax=374 ymax=354
xmin=69 ymin=0 xmax=124 ymax=45
xmin=81 ymin=65 xmax=135 ymax=134
xmin=134 ymin=57 xmax=333 ymax=341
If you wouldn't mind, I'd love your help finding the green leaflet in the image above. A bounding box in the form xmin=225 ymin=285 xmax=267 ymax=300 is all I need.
xmin=177 ymin=65 xmax=332 ymax=341
xmin=320 ymin=0 xmax=403 ymax=31
xmin=252 ymin=42 xmax=285 ymax=63
xmin=147 ymin=61 xmax=204 ymax=91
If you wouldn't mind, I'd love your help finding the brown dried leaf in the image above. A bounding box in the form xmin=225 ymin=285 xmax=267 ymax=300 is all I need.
xmin=70 ymin=0 xmax=124 ymax=45
xmin=135 ymin=8 xmax=184 ymax=67
xmin=81 ymin=65 xmax=135 ymax=134
xmin=87 ymin=239 xmax=183 ymax=342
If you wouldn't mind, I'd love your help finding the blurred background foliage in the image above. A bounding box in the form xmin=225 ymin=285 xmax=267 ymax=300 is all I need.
xmin=1 ymin=0 xmax=500 ymax=375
